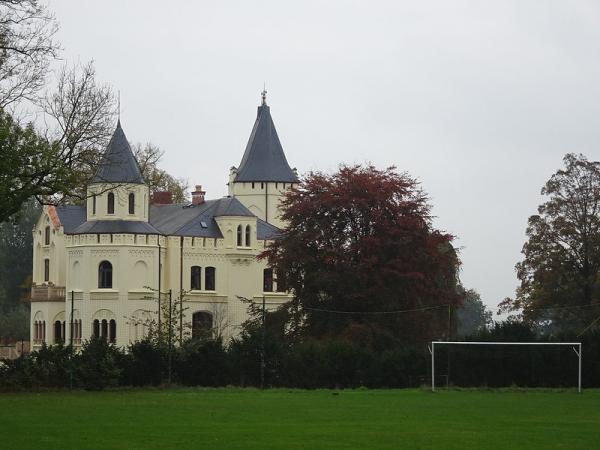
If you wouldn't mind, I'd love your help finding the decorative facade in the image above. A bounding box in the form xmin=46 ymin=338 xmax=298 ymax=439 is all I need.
xmin=29 ymin=94 xmax=297 ymax=349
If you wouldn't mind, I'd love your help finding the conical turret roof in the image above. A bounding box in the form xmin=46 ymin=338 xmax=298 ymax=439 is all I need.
xmin=91 ymin=121 xmax=145 ymax=184
xmin=234 ymin=99 xmax=297 ymax=183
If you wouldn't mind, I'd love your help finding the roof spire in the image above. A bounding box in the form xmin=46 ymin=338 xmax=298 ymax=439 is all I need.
xmin=117 ymin=90 xmax=121 ymax=123
xmin=234 ymin=94 xmax=298 ymax=183
xmin=261 ymin=84 xmax=267 ymax=106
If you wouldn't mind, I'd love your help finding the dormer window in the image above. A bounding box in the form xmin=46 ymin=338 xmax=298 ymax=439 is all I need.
xmin=107 ymin=192 xmax=115 ymax=214
xmin=128 ymin=193 xmax=135 ymax=214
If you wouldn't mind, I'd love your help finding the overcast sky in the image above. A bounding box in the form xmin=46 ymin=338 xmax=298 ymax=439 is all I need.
xmin=51 ymin=0 xmax=600 ymax=313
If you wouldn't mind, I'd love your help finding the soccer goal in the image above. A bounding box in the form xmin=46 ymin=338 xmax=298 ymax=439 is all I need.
xmin=429 ymin=341 xmax=583 ymax=393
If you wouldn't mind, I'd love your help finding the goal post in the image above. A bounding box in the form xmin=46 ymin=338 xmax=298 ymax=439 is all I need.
xmin=429 ymin=341 xmax=582 ymax=393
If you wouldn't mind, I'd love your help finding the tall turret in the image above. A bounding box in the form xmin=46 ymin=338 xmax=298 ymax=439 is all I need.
xmin=86 ymin=121 xmax=150 ymax=222
xmin=229 ymin=92 xmax=297 ymax=228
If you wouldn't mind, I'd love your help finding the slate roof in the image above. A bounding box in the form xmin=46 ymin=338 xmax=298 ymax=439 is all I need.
xmin=234 ymin=102 xmax=298 ymax=183
xmin=57 ymin=197 xmax=281 ymax=240
xmin=55 ymin=205 xmax=87 ymax=233
xmin=90 ymin=121 xmax=145 ymax=184
xmin=149 ymin=197 xmax=268 ymax=238
xmin=73 ymin=220 xmax=160 ymax=235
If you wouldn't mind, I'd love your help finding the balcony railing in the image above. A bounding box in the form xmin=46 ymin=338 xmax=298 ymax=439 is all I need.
xmin=31 ymin=285 xmax=66 ymax=302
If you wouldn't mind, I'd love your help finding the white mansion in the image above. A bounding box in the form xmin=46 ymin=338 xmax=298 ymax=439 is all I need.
xmin=29 ymin=94 xmax=296 ymax=349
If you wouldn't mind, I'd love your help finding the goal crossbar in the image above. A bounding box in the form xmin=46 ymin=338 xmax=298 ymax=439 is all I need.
xmin=429 ymin=341 xmax=582 ymax=393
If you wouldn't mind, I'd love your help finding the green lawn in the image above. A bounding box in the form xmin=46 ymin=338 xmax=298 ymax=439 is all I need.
xmin=1 ymin=388 xmax=598 ymax=449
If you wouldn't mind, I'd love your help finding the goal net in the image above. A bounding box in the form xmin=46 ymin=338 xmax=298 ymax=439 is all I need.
xmin=430 ymin=341 xmax=582 ymax=392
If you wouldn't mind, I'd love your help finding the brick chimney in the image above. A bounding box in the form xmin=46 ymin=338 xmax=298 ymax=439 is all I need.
xmin=152 ymin=191 xmax=173 ymax=204
xmin=192 ymin=185 xmax=206 ymax=205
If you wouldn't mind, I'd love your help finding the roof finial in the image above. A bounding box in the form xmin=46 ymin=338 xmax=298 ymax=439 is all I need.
xmin=261 ymin=83 xmax=267 ymax=106
xmin=117 ymin=90 xmax=121 ymax=123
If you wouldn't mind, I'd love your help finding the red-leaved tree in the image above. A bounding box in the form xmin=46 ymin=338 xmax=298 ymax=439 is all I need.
xmin=262 ymin=165 xmax=462 ymax=345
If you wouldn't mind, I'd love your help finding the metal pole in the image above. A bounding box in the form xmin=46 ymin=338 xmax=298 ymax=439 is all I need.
xmin=70 ymin=290 xmax=74 ymax=348
xmin=179 ymin=237 xmax=183 ymax=343
xmin=158 ymin=238 xmax=161 ymax=337
xmin=578 ymin=343 xmax=582 ymax=394
xmin=432 ymin=342 xmax=435 ymax=392
xmin=168 ymin=289 xmax=172 ymax=386
xmin=260 ymin=295 xmax=266 ymax=389
xmin=69 ymin=290 xmax=74 ymax=390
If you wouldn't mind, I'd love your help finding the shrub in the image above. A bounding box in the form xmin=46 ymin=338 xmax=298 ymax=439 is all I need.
xmin=75 ymin=338 xmax=122 ymax=390
xmin=175 ymin=338 xmax=230 ymax=386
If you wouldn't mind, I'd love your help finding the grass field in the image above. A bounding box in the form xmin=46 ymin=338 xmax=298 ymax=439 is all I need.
xmin=1 ymin=388 xmax=598 ymax=449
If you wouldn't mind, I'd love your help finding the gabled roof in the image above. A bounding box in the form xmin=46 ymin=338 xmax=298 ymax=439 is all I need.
xmin=234 ymin=101 xmax=298 ymax=183
xmin=90 ymin=121 xmax=145 ymax=184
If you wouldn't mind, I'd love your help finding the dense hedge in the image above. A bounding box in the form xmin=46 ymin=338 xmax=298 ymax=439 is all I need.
xmin=1 ymin=323 xmax=599 ymax=391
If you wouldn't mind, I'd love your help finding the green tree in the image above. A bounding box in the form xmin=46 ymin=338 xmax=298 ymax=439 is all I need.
xmin=0 ymin=111 xmax=73 ymax=221
xmin=500 ymin=153 xmax=600 ymax=332
xmin=0 ymin=197 xmax=39 ymax=340
xmin=456 ymin=288 xmax=492 ymax=337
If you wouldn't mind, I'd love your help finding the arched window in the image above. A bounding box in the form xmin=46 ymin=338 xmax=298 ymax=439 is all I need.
xmin=205 ymin=266 xmax=215 ymax=291
xmin=128 ymin=193 xmax=135 ymax=214
xmin=109 ymin=319 xmax=116 ymax=344
xmin=98 ymin=261 xmax=113 ymax=288
xmin=44 ymin=226 xmax=50 ymax=245
xmin=55 ymin=321 xmax=62 ymax=343
xmin=237 ymin=225 xmax=242 ymax=246
xmin=192 ymin=311 xmax=213 ymax=339
xmin=263 ymin=268 xmax=273 ymax=292
xmin=92 ymin=194 xmax=97 ymax=215
xmin=93 ymin=319 xmax=100 ymax=338
xmin=107 ymin=192 xmax=115 ymax=214
xmin=245 ymin=225 xmax=251 ymax=247
xmin=101 ymin=319 xmax=108 ymax=341
xmin=190 ymin=266 xmax=201 ymax=290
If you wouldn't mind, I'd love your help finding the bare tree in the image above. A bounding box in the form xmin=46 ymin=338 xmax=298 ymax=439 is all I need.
xmin=210 ymin=303 xmax=230 ymax=340
xmin=133 ymin=142 xmax=190 ymax=203
xmin=42 ymin=61 xmax=116 ymax=201
xmin=0 ymin=0 xmax=59 ymax=109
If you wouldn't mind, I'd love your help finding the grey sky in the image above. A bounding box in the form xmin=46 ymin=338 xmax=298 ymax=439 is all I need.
xmin=51 ymin=0 xmax=600 ymax=313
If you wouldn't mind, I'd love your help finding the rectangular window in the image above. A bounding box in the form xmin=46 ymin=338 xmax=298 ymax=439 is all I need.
xmin=92 ymin=194 xmax=96 ymax=215
xmin=44 ymin=226 xmax=50 ymax=245
xmin=44 ymin=259 xmax=50 ymax=282
xmin=263 ymin=268 xmax=273 ymax=292
xmin=191 ymin=266 xmax=201 ymax=290
xmin=205 ymin=267 xmax=216 ymax=291
xmin=276 ymin=270 xmax=287 ymax=292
